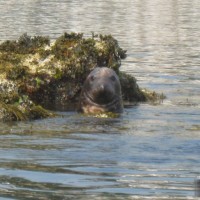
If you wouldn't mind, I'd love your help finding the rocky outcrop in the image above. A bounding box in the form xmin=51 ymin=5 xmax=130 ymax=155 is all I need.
xmin=0 ymin=33 xmax=163 ymax=121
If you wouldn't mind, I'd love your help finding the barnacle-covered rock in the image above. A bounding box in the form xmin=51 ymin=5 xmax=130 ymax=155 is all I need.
xmin=0 ymin=32 xmax=163 ymax=121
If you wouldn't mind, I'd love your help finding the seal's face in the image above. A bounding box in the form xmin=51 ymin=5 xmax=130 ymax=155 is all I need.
xmin=78 ymin=67 xmax=123 ymax=114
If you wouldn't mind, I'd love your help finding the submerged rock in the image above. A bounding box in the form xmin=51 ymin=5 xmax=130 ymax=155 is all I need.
xmin=0 ymin=32 xmax=163 ymax=121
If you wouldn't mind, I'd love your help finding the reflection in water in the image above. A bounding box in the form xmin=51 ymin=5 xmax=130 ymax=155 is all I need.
xmin=0 ymin=0 xmax=200 ymax=199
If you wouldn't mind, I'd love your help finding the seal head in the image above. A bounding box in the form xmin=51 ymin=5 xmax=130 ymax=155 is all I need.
xmin=78 ymin=67 xmax=123 ymax=114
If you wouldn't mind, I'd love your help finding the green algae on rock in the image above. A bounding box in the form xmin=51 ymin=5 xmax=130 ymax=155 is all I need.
xmin=119 ymin=72 xmax=165 ymax=102
xmin=0 ymin=33 xmax=50 ymax=54
xmin=0 ymin=32 xmax=162 ymax=121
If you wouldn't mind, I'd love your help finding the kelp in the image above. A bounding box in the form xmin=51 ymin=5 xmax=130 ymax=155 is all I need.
xmin=0 ymin=100 xmax=54 ymax=122
xmin=0 ymin=101 xmax=27 ymax=121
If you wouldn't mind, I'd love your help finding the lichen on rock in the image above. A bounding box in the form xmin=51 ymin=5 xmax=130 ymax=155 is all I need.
xmin=0 ymin=32 xmax=163 ymax=121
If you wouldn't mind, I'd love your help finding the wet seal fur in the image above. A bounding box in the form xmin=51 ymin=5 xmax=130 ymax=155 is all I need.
xmin=78 ymin=67 xmax=123 ymax=114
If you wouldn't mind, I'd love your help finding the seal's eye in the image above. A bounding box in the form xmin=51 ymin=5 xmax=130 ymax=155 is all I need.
xmin=110 ymin=75 xmax=116 ymax=81
xmin=90 ymin=75 xmax=95 ymax=81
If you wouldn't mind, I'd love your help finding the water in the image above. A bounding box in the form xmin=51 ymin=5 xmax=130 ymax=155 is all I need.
xmin=0 ymin=0 xmax=200 ymax=199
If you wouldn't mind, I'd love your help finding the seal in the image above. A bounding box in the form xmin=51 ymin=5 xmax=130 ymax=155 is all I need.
xmin=78 ymin=67 xmax=123 ymax=114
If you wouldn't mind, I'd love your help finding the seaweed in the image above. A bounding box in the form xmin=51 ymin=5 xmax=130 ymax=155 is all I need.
xmin=6 ymin=65 xmax=28 ymax=80
xmin=119 ymin=72 xmax=146 ymax=102
xmin=0 ymin=101 xmax=27 ymax=121
xmin=29 ymin=105 xmax=55 ymax=120
xmin=0 ymin=33 xmax=50 ymax=54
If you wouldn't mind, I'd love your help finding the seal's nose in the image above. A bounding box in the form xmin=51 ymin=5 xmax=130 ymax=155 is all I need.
xmin=100 ymin=85 xmax=104 ymax=91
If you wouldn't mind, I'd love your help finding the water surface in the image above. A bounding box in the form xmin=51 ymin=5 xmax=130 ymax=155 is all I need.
xmin=0 ymin=0 xmax=200 ymax=199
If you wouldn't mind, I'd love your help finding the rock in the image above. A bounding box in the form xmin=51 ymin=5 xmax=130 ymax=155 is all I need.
xmin=0 ymin=32 xmax=163 ymax=121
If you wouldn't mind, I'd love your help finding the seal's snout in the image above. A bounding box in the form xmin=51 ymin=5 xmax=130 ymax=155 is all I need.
xmin=97 ymin=83 xmax=113 ymax=95
xmin=99 ymin=84 xmax=104 ymax=91
xmin=93 ymin=83 xmax=115 ymax=105
xmin=78 ymin=67 xmax=123 ymax=114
